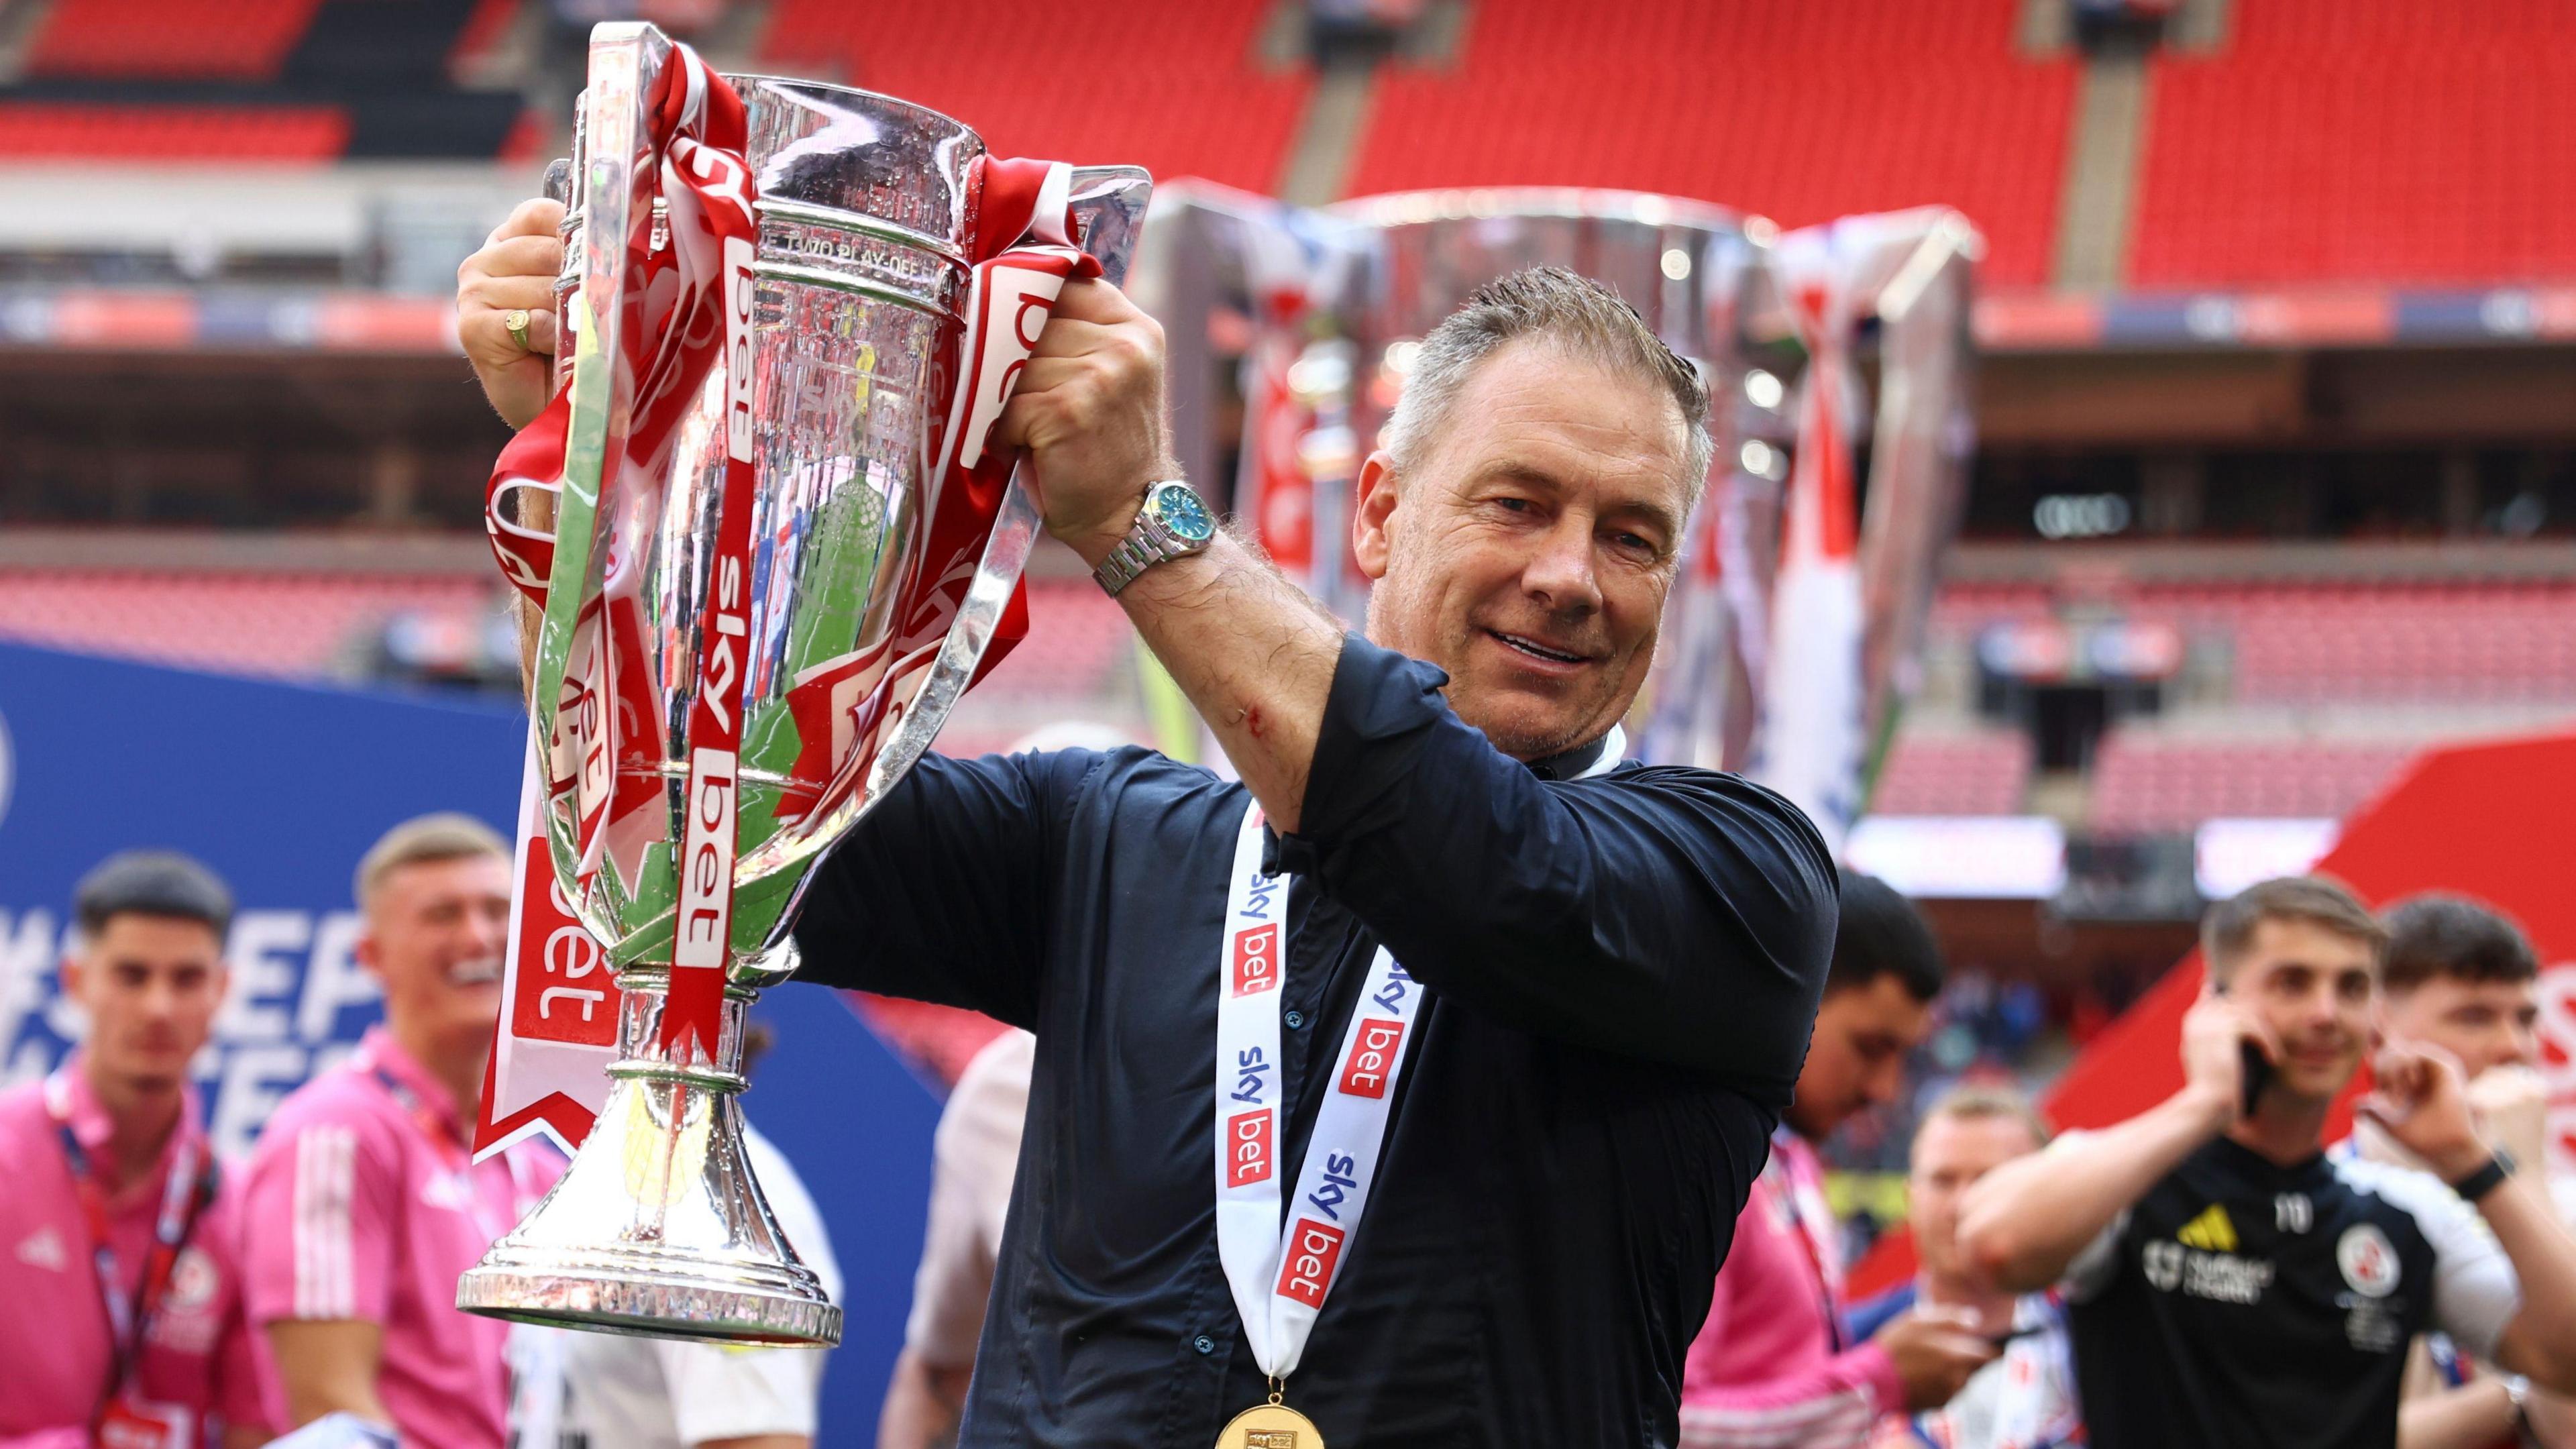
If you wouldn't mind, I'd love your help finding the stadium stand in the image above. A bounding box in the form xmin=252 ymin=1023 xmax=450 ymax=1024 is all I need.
xmin=2129 ymin=0 xmax=2576 ymax=286
xmin=759 ymin=0 xmax=1310 ymax=194
xmin=1869 ymin=729 xmax=2035 ymax=816
xmin=1340 ymin=0 xmax=2073 ymax=284
xmin=2087 ymin=732 xmax=2417 ymax=833
xmin=0 ymin=103 xmax=350 ymax=162
xmin=0 ymin=571 xmax=492 ymax=678
xmin=25 ymin=0 xmax=325 ymax=82
xmin=1933 ymin=580 xmax=2576 ymax=704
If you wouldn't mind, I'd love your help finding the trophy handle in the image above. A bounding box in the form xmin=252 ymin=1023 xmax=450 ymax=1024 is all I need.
xmin=758 ymin=167 xmax=1157 ymax=954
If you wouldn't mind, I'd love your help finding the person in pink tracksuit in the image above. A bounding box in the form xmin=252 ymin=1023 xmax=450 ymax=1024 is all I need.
xmin=0 ymin=852 xmax=271 ymax=1449
xmin=1680 ymin=872 xmax=1997 ymax=1448
xmin=239 ymin=814 xmax=559 ymax=1449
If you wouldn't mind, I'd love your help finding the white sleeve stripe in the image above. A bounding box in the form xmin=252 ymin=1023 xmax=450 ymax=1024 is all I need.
xmin=294 ymin=1126 xmax=357 ymax=1320
xmin=1676 ymin=1389 xmax=1876 ymax=1448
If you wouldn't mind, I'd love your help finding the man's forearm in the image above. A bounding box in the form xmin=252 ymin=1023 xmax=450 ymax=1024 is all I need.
xmin=2398 ymin=1379 xmax=2520 ymax=1449
xmin=2482 ymin=1172 xmax=2576 ymax=1392
xmin=1960 ymin=1087 xmax=2229 ymax=1291
xmin=1079 ymin=528 xmax=1345 ymax=831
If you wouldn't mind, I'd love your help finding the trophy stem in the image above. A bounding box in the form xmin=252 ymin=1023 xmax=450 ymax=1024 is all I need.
xmin=456 ymin=967 xmax=843 ymax=1346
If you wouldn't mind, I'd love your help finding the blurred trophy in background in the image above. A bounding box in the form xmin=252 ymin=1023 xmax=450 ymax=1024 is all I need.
xmin=456 ymin=21 xmax=1149 ymax=1346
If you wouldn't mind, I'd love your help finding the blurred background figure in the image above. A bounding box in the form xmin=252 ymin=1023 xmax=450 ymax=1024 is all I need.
xmin=1850 ymin=1087 xmax=2080 ymax=1449
xmin=0 ymin=851 xmax=270 ymax=1449
xmin=2359 ymin=895 xmax=2573 ymax=1449
xmin=239 ymin=815 xmax=558 ymax=1449
xmin=877 ymin=1029 xmax=1033 ymax=1449
xmin=530 ymin=1022 xmax=844 ymax=1449
xmin=1680 ymin=871 xmax=1996 ymax=1448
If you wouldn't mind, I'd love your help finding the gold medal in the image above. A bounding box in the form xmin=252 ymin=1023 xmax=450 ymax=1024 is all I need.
xmin=1215 ymin=1399 xmax=1325 ymax=1449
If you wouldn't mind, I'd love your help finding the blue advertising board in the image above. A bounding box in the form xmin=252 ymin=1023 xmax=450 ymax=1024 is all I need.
xmin=0 ymin=641 xmax=938 ymax=1442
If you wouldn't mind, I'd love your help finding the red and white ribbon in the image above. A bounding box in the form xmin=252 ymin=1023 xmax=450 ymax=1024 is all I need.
xmin=480 ymin=45 xmax=1103 ymax=1058
xmin=1210 ymin=745 xmax=1619 ymax=1379
xmin=775 ymin=157 xmax=1099 ymax=828
xmin=479 ymin=44 xmax=759 ymax=1057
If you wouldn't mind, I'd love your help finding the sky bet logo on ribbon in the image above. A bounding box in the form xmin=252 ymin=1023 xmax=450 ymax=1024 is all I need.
xmin=1226 ymin=1108 xmax=1274 ymax=1188
xmin=1339 ymin=1018 xmax=1405 ymax=1098
xmin=1232 ymin=922 xmax=1279 ymax=997
xmin=1275 ymin=1216 xmax=1348 ymax=1309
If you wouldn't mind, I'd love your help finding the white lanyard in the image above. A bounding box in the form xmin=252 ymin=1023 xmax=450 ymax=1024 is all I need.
xmin=1210 ymin=727 xmax=1622 ymax=1380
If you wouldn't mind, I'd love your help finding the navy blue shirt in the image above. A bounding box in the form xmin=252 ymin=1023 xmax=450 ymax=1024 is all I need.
xmin=794 ymin=635 xmax=1838 ymax=1448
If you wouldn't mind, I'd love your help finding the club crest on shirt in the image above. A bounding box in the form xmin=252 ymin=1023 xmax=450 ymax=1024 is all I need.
xmin=164 ymin=1244 xmax=220 ymax=1315
xmin=2337 ymin=1223 xmax=2400 ymax=1298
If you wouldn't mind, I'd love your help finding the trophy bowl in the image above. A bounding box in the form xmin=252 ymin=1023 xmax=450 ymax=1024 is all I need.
xmin=456 ymin=21 xmax=1150 ymax=1346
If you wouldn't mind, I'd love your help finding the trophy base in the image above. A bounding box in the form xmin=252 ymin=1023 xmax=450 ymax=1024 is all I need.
xmin=460 ymin=978 xmax=843 ymax=1348
xmin=458 ymin=1254 xmax=841 ymax=1346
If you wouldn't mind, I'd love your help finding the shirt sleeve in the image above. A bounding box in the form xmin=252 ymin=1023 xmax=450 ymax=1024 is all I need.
xmin=238 ymin=1108 xmax=398 ymax=1325
xmin=1281 ymin=635 xmax=1839 ymax=1097
xmin=1677 ymin=1346 xmax=1900 ymax=1449
xmin=788 ymin=748 xmax=1107 ymax=1029
xmin=2381 ymin=1169 xmax=2523 ymax=1362
xmin=657 ymin=1340 xmax=826 ymax=1445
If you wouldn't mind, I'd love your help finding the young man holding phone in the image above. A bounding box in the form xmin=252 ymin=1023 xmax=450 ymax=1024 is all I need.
xmin=1957 ymin=877 xmax=2576 ymax=1449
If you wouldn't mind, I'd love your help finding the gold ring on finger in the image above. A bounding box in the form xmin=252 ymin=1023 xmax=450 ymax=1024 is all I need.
xmin=503 ymin=309 xmax=533 ymax=352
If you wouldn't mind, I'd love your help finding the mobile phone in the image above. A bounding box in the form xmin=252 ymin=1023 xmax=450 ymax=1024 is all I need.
xmin=2212 ymin=981 xmax=2273 ymax=1117
xmin=2238 ymin=1039 xmax=2273 ymax=1119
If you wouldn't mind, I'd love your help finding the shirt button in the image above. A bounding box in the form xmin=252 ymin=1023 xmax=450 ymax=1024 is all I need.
xmin=1283 ymin=1010 xmax=1306 ymax=1029
xmin=1193 ymin=1334 xmax=1218 ymax=1355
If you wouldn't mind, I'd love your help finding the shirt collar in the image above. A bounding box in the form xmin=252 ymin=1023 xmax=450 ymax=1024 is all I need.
xmin=1526 ymin=723 xmax=1627 ymax=782
xmin=48 ymin=1051 xmax=207 ymax=1172
xmin=355 ymin=1024 xmax=465 ymax=1138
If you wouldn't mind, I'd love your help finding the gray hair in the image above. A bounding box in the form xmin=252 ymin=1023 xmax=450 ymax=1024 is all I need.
xmin=1380 ymin=266 xmax=1715 ymax=504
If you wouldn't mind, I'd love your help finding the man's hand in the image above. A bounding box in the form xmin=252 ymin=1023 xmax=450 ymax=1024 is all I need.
xmin=1872 ymin=1307 xmax=2000 ymax=1412
xmin=2465 ymin=1063 xmax=2551 ymax=1173
xmin=2361 ymin=1043 xmax=2493 ymax=1181
xmin=2178 ymin=987 xmax=2278 ymax=1129
xmin=458 ymin=198 xmax=568 ymax=431
xmin=991 ymin=277 xmax=1174 ymax=564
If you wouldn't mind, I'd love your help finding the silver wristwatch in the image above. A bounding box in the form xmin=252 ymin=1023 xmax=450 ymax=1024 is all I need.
xmin=1093 ymin=480 xmax=1218 ymax=596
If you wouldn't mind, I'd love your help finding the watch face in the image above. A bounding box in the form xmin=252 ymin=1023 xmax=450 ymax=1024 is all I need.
xmin=1149 ymin=483 xmax=1217 ymax=543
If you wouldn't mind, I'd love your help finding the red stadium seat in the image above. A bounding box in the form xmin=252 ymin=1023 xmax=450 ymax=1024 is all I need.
xmin=2088 ymin=732 xmax=2418 ymax=833
xmin=0 ymin=573 xmax=493 ymax=678
xmin=1871 ymin=729 xmax=2034 ymax=815
xmin=26 ymin=0 xmax=325 ymax=81
xmin=0 ymin=103 xmax=350 ymax=162
xmin=2130 ymin=0 xmax=2576 ymax=286
xmin=1340 ymin=0 xmax=2073 ymax=286
xmin=759 ymin=0 xmax=1309 ymax=194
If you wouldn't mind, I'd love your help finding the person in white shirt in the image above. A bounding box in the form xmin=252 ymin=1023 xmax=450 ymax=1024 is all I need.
xmin=878 ymin=1029 xmax=1034 ymax=1449
xmin=519 ymin=1024 xmax=843 ymax=1449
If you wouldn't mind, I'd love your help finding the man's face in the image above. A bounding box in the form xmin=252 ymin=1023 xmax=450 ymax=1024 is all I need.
xmin=1909 ymin=1111 xmax=2042 ymax=1286
xmin=64 ymin=913 xmax=228 ymax=1093
xmin=358 ymin=854 xmax=511 ymax=1055
xmin=1355 ymin=339 xmax=1693 ymax=761
xmin=2224 ymin=918 xmax=2378 ymax=1102
xmin=1786 ymin=973 xmax=1935 ymax=1140
xmin=2382 ymin=975 xmax=2538 ymax=1081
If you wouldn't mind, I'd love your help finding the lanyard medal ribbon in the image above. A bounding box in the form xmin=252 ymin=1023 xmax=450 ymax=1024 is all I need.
xmin=46 ymin=1072 xmax=216 ymax=1448
xmin=1208 ymin=737 xmax=1620 ymax=1444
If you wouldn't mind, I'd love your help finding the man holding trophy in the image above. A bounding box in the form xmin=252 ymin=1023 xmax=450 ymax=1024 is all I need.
xmin=454 ymin=25 xmax=1835 ymax=1448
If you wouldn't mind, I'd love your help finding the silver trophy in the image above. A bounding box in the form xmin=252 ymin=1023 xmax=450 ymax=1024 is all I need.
xmin=457 ymin=23 xmax=1149 ymax=1346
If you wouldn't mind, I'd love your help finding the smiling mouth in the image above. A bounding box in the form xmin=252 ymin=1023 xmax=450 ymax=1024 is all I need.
xmin=1487 ymin=629 xmax=1590 ymax=665
xmin=449 ymin=958 xmax=504 ymax=987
